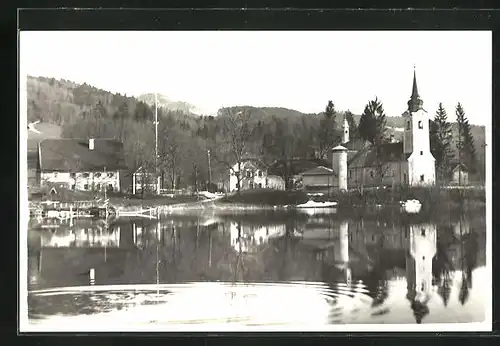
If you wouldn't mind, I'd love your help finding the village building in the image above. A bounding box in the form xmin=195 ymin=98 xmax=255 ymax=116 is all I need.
xmin=228 ymin=159 xmax=285 ymax=192
xmin=450 ymin=163 xmax=469 ymax=185
xmin=27 ymin=122 xmax=62 ymax=188
xmin=267 ymin=158 xmax=331 ymax=189
xmin=130 ymin=165 xmax=161 ymax=194
xmin=37 ymin=138 xmax=127 ymax=193
xmin=300 ymin=166 xmax=336 ymax=193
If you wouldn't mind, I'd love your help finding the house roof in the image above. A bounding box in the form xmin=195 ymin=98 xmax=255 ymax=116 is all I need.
xmin=344 ymin=138 xmax=371 ymax=151
xmin=267 ymin=158 xmax=331 ymax=177
xmin=39 ymin=138 xmax=127 ymax=172
xmin=452 ymin=163 xmax=468 ymax=172
xmin=301 ymin=166 xmax=335 ymax=176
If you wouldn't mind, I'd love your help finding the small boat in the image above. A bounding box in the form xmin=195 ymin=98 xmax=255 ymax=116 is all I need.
xmin=296 ymin=200 xmax=338 ymax=208
xmin=400 ymin=199 xmax=422 ymax=214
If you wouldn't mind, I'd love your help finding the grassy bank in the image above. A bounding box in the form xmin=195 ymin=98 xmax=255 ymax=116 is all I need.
xmin=217 ymin=186 xmax=485 ymax=213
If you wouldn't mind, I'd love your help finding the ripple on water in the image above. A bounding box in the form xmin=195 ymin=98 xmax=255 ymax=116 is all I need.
xmin=28 ymin=280 xmax=389 ymax=327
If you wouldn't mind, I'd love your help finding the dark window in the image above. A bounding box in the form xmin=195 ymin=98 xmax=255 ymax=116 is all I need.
xmin=420 ymin=151 xmax=423 ymax=155
xmin=71 ymin=184 xmax=75 ymax=190
xmin=418 ymin=121 xmax=423 ymax=129
xmin=107 ymin=172 xmax=114 ymax=178
xmin=96 ymin=183 xmax=101 ymax=190
xmin=349 ymin=170 xmax=352 ymax=178
xmin=108 ymin=184 xmax=114 ymax=191
xmin=70 ymin=173 xmax=76 ymax=178
xmin=370 ymin=171 xmax=374 ymax=178
xmin=407 ymin=121 xmax=411 ymax=130
xmin=246 ymin=171 xmax=251 ymax=178
xmin=84 ymin=184 xmax=89 ymax=190
xmin=421 ymin=228 xmax=426 ymax=236
xmin=420 ymin=174 xmax=424 ymax=182
xmin=258 ymin=183 xmax=262 ymax=188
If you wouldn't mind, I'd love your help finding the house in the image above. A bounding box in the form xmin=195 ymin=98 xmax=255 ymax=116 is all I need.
xmin=38 ymin=138 xmax=127 ymax=192
xmin=300 ymin=166 xmax=336 ymax=193
xmin=267 ymin=158 xmax=331 ymax=189
xmin=450 ymin=163 xmax=469 ymax=185
xmin=330 ymin=68 xmax=436 ymax=189
xmin=228 ymin=159 xmax=285 ymax=192
xmin=131 ymin=166 xmax=161 ymax=194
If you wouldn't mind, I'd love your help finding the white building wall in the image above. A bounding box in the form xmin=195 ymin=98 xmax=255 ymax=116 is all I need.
xmin=408 ymin=152 xmax=436 ymax=186
xmin=40 ymin=170 xmax=121 ymax=192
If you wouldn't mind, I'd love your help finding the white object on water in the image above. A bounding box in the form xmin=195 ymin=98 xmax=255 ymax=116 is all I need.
xmin=89 ymin=268 xmax=95 ymax=285
xmin=401 ymin=199 xmax=422 ymax=214
xmin=296 ymin=200 xmax=338 ymax=208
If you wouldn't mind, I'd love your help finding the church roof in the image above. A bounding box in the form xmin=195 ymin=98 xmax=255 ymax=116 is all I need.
xmin=348 ymin=142 xmax=408 ymax=168
xmin=267 ymin=158 xmax=331 ymax=177
xmin=407 ymin=68 xmax=424 ymax=113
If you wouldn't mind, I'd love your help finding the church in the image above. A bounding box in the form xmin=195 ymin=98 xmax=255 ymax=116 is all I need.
xmin=338 ymin=69 xmax=436 ymax=189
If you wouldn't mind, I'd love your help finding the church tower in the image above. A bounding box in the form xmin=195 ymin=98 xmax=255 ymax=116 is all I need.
xmin=402 ymin=68 xmax=436 ymax=186
xmin=342 ymin=114 xmax=350 ymax=144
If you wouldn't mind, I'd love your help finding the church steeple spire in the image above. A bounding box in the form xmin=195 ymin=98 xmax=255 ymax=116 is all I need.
xmin=408 ymin=66 xmax=424 ymax=112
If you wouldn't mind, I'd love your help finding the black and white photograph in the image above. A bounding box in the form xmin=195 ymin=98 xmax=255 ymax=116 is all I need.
xmin=19 ymin=30 xmax=492 ymax=332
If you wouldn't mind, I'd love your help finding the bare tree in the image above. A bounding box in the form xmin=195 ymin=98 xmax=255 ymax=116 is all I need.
xmin=215 ymin=108 xmax=255 ymax=194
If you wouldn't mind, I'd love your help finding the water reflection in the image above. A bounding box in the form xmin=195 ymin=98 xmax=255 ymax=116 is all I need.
xmin=27 ymin=209 xmax=486 ymax=326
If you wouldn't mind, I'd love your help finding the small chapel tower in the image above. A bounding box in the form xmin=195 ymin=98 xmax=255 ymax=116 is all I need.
xmin=403 ymin=67 xmax=436 ymax=186
xmin=342 ymin=114 xmax=350 ymax=144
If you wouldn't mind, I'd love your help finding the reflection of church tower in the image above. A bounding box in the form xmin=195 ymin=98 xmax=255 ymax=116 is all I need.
xmin=405 ymin=223 xmax=437 ymax=323
xmin=402 ymin=68 xmax=436 ymax=186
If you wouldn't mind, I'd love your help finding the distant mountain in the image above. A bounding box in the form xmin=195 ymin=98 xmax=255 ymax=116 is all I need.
xmin=138 ymin=93 xmax=201 ymax=114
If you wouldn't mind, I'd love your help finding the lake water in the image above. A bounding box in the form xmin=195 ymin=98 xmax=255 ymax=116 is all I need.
xmin=26 ymin=207 xmax=487 ymax=330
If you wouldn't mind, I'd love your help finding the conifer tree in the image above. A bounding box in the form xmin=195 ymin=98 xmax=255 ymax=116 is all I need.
xmin=318 ymin=100 xmax=338 ymax=159
xmin=430 ymin=103 xmax=455 ymax=181
xmin=358 ymin=97 xmax=387 ymax=145
xmin=456 ymin=103 xmax=477 ymax=174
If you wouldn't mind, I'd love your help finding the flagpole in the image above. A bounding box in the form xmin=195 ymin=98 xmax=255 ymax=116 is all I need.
xmin=155 ymin=93 xmax=160 ymax=194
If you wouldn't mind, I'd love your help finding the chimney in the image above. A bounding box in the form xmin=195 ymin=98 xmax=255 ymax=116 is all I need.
xmin=89 ymin=138 xmax=95 ymax=150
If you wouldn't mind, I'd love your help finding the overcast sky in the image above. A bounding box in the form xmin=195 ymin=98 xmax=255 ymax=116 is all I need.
xmin=20 ymin=31 xmax=491 ymax=125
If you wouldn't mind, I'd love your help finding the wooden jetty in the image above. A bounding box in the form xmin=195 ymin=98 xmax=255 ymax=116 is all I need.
xmin=115 ymin=207 xmax=159 ymax=219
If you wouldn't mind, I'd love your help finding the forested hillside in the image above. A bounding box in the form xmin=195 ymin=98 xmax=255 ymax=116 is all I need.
xmin=26 ymin=75 xmax=487 ymax=190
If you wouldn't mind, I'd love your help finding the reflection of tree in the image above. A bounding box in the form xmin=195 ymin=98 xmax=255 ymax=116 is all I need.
xmin=411 ymin=300 xmax=430 ymax=324
xmin=457 ymin=218 xmax=478 ymax=306
xmin=433 ymin=227 xmax=453 ymax=307
xmin=364 ymin=235 xmax=389 ymax=307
